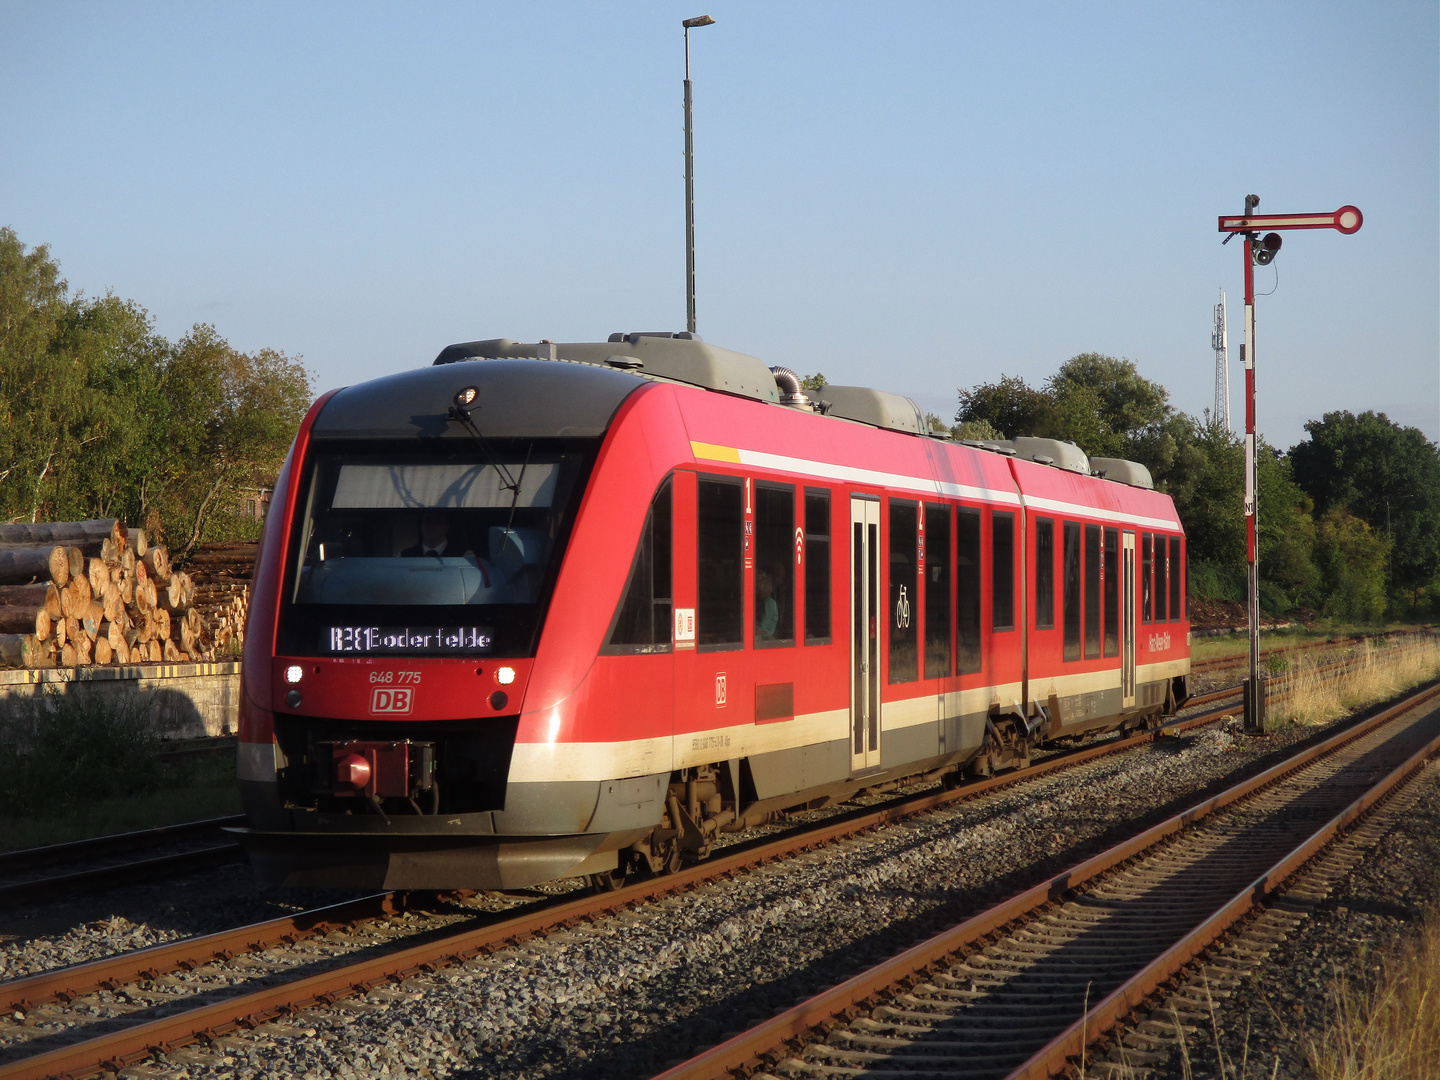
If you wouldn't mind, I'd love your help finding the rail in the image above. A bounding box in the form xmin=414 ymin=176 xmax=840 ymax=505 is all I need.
xmin=646 ymin=678 xmax=1440 ymax=1080
xmin=0 ymin=817 xmax=244 ymax=909
xmin=0 ymin=660 xmax=1399 ymax=1077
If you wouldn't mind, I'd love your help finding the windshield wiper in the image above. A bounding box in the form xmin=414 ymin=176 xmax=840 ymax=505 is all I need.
xmin=447 ymin=388 xmax=521 ymax=496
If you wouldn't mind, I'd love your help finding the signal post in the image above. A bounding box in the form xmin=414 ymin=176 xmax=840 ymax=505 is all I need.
xmin=1217 ymin=198 xmax=1362 ymax=733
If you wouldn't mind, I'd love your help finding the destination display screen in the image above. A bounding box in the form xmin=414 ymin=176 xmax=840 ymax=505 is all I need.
xmin=322 ymin=625 xmax=494 ymax=655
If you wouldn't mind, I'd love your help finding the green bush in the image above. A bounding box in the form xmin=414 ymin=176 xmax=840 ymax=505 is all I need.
xmin=1259 ymin=579 xmax=1294 ymax=617
xmin=0 ymin=691 xmax=165 ymax=816
xmin=199 ymin=507 xmax=266 ymax=544
xmin=1190 ymin=559 xmax=1247 ymax=603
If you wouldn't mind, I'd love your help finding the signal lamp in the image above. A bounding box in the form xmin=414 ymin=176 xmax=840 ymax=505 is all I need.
xmin=1253 ymin=232 xmax=1283 ymax=266
xmin=454 ymin=386 xmax=479 ymax=408
xmin=497 ymin=666 xmax=517 ymax=685
xmin=284 ymin=664 xmax=304 ymax=684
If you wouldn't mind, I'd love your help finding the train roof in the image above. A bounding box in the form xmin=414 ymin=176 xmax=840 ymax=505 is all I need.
xmin=434 ymin=332 xmax=780 ymax=404
xmin=312 ymin=333 xmax=1159 ymax=490
xmin=310 ymin=358 xmax=646 ymax=441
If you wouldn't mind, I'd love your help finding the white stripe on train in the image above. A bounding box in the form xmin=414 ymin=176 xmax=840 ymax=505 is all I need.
xmin=713 ymin=446 xmax=1184 ymax=531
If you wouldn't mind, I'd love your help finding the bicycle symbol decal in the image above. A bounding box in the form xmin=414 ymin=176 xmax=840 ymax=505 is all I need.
xmin=895 ymin=585 xmax=911 ymax=630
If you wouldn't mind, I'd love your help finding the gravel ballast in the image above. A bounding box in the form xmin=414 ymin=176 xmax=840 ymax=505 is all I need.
xmin=5 ymin=684 xmax=1431 ymax=1080
xmin=1131 ymin=757 xmax=1440 ymax=1080
xmin=119 ymin=714 xmax=1368 ymax=1080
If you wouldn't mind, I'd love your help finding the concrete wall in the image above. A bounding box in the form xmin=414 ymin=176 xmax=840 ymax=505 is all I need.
xmin=0 ymin=661 xmax=241 ymax=741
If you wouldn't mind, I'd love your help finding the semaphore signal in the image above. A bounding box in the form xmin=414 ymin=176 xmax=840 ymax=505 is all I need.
xmin=1216 ymin=196 xmax=1363 ymax=734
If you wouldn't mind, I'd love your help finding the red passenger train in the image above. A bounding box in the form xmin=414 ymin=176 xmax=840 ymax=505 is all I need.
xmin=235 ymin=334 xmax=1190 ymax=890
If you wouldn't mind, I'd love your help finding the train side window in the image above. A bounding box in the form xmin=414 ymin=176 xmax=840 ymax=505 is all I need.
xmin=804 ymin=488 xmax=831 ymax=644
xmin=1104 ymin=527 xmax=1119 ymax=657
xmin=924 ymin=503 xmax=951 ymax=678
xmin=753 ymin=482 xmax=795 ymax=646
xmin=1181 ymin=537 xmax=1189 ymax=620
xmin=1141 ymin=533 xmax=1154 ymax=624
xmin=1063 ymin=521 xmax=1081 ymax=661
xmin=957 ymin=507 xmax=982 ymax=673
xmin=1169 ymin=535 xmax=1182 ymax=621
xmin=1084 ymin=523 xmax=1101 ymax=659
xmin=1155 ymin=533 xmax=1168 ymax=622
xmin=889 ymin=499 xmax=919 ymax=683
xmin=605 ymin=476 xmax=673 ymax=652
xmin=697 ymin=477 xmax=744 ymax=649
xmin=1034 ymin=517 xmax=1055 ymax=629
xmin=992 ymin=511 xmax=1015 ymax=632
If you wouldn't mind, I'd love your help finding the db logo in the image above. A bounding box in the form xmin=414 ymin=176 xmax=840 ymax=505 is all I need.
xmin=715 ymin=673 xmax=727 ymax=708
xmin=371 ymin=687 xmax=414 ymax=714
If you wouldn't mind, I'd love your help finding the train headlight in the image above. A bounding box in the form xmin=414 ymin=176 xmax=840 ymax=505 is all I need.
xmin=284 ymin=665 xmax=304 ymax=684
xmin=497 ymin=666 xmax=516 ymax=685
xmin=455 ymin=386 xmax=479 ymax=408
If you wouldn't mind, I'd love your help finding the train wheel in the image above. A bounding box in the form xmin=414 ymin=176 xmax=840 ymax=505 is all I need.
xmin=588 ymin=867 xmax=628 ymax=893
xmin=660 ymin=841 xmax=683 ymax=875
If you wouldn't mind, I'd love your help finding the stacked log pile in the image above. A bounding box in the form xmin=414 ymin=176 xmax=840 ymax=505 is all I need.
xmin=183 ymin=542 xmax=257 ymax=656
xmin=0 ymin=521 xmax=250 ymax=669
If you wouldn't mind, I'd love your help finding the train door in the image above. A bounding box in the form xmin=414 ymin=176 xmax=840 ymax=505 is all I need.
xmin=850 ymin=497 xmax=881 ymax=772
xmin=1122 ymin=530 xmax=1137 ymax=708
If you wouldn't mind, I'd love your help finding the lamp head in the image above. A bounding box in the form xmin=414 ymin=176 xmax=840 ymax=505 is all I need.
xmin=448 ymin=385 xmax=480 ymax=424
xmin=1252 ymin=232 xmax=1282 ymax=266
xmin=683 ymin=15 xmax=715 ymax=27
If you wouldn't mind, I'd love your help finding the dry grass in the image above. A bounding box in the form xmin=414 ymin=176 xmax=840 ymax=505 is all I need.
xmin=1193 ymin=629 xmax=1337 ymax=664
xmin=1097 ymin=918 xmax=1440 ymax=1078
xmin=1190 ymin=624 xmax=1424 ymax=666
xmin=1305 ymin=911 xmax=1440 ymax=1080
xmin=1268 ymin=636 xmax=1440 ymax=727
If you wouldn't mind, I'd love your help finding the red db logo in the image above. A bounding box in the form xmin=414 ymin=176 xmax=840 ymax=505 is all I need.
xmin=371 ymin=687 xmax=413 ymax=714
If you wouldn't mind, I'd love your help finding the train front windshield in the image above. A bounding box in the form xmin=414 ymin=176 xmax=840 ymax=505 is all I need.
xmin=281 ymin=441 xmax=594 ymax=657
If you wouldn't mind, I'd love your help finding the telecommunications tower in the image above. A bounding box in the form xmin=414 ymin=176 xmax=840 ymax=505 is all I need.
xmin=1212 ymin=289 xmax=1230 ymax=432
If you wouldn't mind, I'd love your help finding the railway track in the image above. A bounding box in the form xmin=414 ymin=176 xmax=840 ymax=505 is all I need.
xmin=0 ymin=817 xmax=244 ymax=909
xmin=0 ymin=677 xmax=1247 ymax=917
xmin=0 ymin=662 xmax=1378 ymax=1080
xmin=154 ymin=735 xmax=238 ymax=763
xmin=651 ymin=678 xmax=1440 ymax=1080
xmin=3 ymin=632 xmax=1381 ymax=915
xmin=0 ymin=654 xmax=1413 ymax=1078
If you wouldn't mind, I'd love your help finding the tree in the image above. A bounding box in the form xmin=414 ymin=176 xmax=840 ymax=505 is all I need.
xmin=0 ymin=228 xmax=73 ymax=521
xmin=1165 ymin=417 xmax=1318 ymax=613
xmin=955 ymin=374 xmax=1050 ymax=439
xmin=155 ymin=325 xmax=311 ymax=553
xmin=1289 ymin=411 xmax=1440 ymax=608
xmin=1311 ymin=508 xmax=1389 ymax=621
xmin=0 ymin=227 xmax=310 ymax=547
xmin=952 ymin=418 xmax=1002 ymax=441
xmin=1042 ymin=353 xmax=1183 ymax=481
xmin=956 ymin=354 xmax=1187 ymax=489
xmin=1046 ymin=353 xmax=1171 ymax=447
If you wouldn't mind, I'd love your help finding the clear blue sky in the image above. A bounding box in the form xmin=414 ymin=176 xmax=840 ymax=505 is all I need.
xmin=4 ymin=1 xmax=1436 ymax=449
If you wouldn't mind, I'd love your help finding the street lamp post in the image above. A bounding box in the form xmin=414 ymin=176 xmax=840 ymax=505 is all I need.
xmin=1217 ymin=197 xmax=1362 ymax=733
xmin=1386 ymin=495 xmax=1415 ymax=584
xmin=683 ymin=14 xmax=715 ymax=335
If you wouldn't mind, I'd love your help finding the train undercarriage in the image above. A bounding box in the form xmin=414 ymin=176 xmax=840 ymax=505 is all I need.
xmin=236 ymin=674 xmax=1186 ymax=892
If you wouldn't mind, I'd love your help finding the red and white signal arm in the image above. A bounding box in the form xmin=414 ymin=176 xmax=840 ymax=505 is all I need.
xmin=1218 ymin=205 xmax=1362 ymax=235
